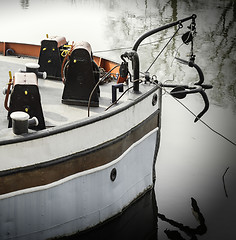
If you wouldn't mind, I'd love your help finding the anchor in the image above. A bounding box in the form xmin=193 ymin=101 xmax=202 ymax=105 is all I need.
xmin=120 ymin=13 xmax=213 ymax=123
xmin=162 ymin=58 xmax=213 ymax=122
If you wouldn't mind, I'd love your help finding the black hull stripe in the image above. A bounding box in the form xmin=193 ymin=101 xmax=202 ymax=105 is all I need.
xmin=0 ymin=110 xmax=160 ymax=195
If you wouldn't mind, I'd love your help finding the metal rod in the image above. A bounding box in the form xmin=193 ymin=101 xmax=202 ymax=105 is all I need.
xmin=132 ymin=14 xmax=197 ymax=52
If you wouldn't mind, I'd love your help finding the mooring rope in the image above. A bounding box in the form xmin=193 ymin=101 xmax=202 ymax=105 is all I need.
xmin=91 ymin=27 xmax=236 ymax=147
xmin=154 ymin=81 xmax=236 ymax=147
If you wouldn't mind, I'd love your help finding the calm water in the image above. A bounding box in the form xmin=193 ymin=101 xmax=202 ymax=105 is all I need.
xmin=1 ymin=0 xmax=236 ymax=239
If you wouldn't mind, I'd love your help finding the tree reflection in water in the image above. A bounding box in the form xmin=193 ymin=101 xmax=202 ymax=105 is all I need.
xmin=17 ymin=0 xmax=236 ymax=109
xmin=20 ymin=0 xmax=29 ymax=9
xmin=206 ymin=0 xmax=236 ymax=109
xmin=15 ymin=0 xmax=235 ymax=238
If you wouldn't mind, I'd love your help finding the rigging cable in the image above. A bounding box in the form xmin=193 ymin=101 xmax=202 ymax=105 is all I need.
xmin=87 ymin=64 xmax=120 ymax=117
xmin=105 ymin=86 xmax=134 ymax=111
xmin=93 ymin=34 xmax=182 ymax=54
xmin=91 ymin=22 xmax=235 ymax=147
xmin=153 ymin=81 xmax=236 ymax=147
xmin=146 ymin=24 xmax=183 ymax=73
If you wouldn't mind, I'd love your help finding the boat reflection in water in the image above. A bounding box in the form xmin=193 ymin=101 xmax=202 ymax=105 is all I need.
xmin=55 ymin=190 xmax=207 ymax=240
xmin=158 ymin=198 xmax=207 ymax=240
xmin=55 ymin=189 xmax=158 ymax=240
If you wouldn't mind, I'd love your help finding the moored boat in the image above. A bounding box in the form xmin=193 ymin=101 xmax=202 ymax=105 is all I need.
xmin=0 ymin=14 xmax=212 ymax=240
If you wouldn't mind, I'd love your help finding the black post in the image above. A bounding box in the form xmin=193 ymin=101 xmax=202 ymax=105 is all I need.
xmin=128 ymin=14 xmax=196 ymax=94
xmin=131 ymin=51 xmax=140 ymax=93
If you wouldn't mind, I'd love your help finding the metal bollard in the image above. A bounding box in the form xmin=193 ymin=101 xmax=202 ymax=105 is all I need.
xmin=10 ymin=111 xmax=39 ymax=135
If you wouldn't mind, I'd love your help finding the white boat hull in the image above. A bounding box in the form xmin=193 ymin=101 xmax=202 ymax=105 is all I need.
xmin=0 ymin=128 xmax=158 ymax=239
xmin=0 ymin=86 xmax=161 ymax=240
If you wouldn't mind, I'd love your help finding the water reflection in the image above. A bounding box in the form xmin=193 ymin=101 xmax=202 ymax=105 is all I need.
xmin=9 ymin=0 xmax=236 ymax=239
xmin=206 ymin=0 xmax=236 ymax=108
xmin=20 ymin=0 xmax=29 ymax=9
xmin=54 ymin=190 xmax=158 ymax=240
xmin=158 ymin=198 xmax=207 ymax=240
xmin=98 ymin=0 xmax=235 ymax=109
xmin=44 ymin=189 xmax=207 ymax=240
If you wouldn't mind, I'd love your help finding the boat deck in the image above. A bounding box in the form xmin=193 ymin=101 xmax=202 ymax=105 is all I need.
xmin=0 ymin=55 xmax=144 ymax=140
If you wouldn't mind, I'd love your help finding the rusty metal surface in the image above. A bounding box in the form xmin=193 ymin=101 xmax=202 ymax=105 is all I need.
xmin=41 ymin=36 xmax=67 ymax=47
xmin=0 ymin=42 xmax=40 ymax=57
